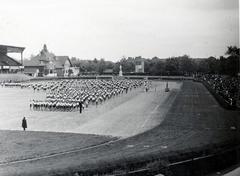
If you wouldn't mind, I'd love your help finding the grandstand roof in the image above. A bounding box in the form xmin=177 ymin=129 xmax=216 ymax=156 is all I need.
xmin=0 ymin=45 xmax=25 ymax=54
xmin=0 ymin=53 xmax=22 ymax=66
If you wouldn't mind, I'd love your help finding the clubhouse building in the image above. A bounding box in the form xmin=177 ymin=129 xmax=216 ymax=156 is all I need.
xmin=24 ymin=44 xmax=73 ymax=77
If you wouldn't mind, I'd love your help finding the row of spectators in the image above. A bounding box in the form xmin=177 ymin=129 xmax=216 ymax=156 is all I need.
xmin=200 ymin=74 xmax=239 ymax=107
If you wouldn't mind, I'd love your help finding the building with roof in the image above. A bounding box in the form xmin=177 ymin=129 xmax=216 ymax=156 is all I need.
xmin=135 ymin=57 xmax=145 ymax=73
xmin=0 ymin=45 xmax=24 ymax=73
xmin=24 ymin=44 xmax=72 ymax=77
xmin=55 ymin=56 xmax=72 ymax=76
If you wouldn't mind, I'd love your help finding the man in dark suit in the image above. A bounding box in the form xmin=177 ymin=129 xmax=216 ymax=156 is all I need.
xmin=22 ymin=117 xmax=27 ymax=131
xmin=79 ymin=101 xmax=83 ymax=114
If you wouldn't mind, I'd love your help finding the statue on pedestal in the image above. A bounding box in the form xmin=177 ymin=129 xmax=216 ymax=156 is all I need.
xmin=165 ymin=82 xmax=170 ymax=92
xmin=119 ymin=65 xmax=123 ymax=77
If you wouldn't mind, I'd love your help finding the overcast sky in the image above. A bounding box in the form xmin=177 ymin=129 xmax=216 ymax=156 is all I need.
xmin=0 ymin=0 xmax=239 ymax=61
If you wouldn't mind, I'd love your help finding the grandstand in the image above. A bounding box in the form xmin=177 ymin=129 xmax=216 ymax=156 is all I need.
xmin=0 ymin=44 xmax=25 ymax=73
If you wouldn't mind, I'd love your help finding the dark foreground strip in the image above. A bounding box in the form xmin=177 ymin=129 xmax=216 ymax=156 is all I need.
xmin=0 ymin=138 xmax=121 ymax=166
xmin=115 ymin=145 xmax=240 ymax=176
xmin=84 ymin=145 xmax=240 ymax=176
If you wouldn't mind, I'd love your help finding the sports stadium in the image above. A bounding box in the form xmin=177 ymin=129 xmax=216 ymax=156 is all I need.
xmin=0 ymin=50 xmax=239 ymax=176
xmin=0 ymin=1 xmax=239 ymax=175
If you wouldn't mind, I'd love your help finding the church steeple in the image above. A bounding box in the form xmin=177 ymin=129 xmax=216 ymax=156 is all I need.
xmin=43 ymin=44 xmax=48 ymax=52
xmin=40 ymin=44 xmax=49 ymax=56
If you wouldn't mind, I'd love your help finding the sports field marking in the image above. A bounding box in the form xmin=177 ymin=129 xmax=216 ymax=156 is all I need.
xmin=141 ymin=103 xmax=161 ymax=128
xmin=0 ymin=137 xmax=121 ymax=166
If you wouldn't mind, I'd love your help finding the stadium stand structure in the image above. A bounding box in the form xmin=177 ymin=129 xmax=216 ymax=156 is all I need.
xmin=0 ymin=44 xmax=24 ymax=73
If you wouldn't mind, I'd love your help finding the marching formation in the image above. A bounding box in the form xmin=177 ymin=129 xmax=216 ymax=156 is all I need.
xmin=10 ymin=79 xmax=148 ymax=112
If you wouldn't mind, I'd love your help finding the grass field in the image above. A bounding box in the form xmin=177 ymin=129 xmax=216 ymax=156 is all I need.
xmin=0 ymin=130 xmax=116 ymax=164
xmin=0 ymin=81 xmax=239 ymax=176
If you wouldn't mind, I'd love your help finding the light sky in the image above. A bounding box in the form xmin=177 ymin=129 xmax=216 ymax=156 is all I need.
xmin=0 ymin=0 xmax=239 ymax=61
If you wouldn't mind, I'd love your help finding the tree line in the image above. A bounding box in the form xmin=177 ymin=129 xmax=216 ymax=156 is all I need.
xmin=69 ymin=46 xmax=239 ymax=76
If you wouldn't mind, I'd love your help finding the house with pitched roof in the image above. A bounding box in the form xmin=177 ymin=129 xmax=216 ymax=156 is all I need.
xmin=55 ymin=56 xmax=72 ymax=76
xmin=24 ymin=44 xmax=72 ymax=77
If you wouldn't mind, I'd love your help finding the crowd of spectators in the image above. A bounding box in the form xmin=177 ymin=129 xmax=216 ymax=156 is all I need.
xmin=201 ymin=74 xmax=239 ymax=107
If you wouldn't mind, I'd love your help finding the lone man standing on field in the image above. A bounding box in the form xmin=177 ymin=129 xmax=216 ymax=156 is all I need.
xmin=79 ymin=101 xmax=83 ymax=114
xmin=22 ymin=117 xmax=27 ymax=131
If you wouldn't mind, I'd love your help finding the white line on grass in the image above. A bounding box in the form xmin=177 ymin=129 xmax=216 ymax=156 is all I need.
xmin=0 ymin=138 xmax=121 ymax=166
xmin=141 ymin=103 xmax=161 ymax=128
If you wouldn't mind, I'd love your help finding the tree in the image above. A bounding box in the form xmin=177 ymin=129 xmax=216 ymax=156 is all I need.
xmin=97 ymin=58 xmax=106 ymax=74
xmin=119 ymin=57 xmax=135 ymax=73
xmin=206 ymin=56 xmax=219 ymax=74
xmin=197 ymin=59 xmax=210 ymax=73
xmin=219 ymin=56 xmax=227 ymax=75
xmin=93 ymin=58 xmax=98 ymax=63
xmin=165 ymin=58 xmax=180 ymax=75
xmin=226 ymin=55 xmax=239 ymax=76
xmin=225 ymin=46 xmax=239 ymax=56
xmin=150 ymin=58 xmax=165 ymax=75
xmin=178 ymin=55 xmax=194 ymax=76
xmin=113 ymin=61 xmax=120 ymax=74
xmin=225 ymin=46 xmax=239 ymax=76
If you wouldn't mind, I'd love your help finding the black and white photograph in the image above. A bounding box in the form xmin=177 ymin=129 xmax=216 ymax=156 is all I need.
xmin=0 ymin=0 xmax=239 ymax=175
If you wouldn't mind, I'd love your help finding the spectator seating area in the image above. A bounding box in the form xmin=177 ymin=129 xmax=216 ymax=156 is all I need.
xmin=201 ymin=74 xmax=239 ymax=108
